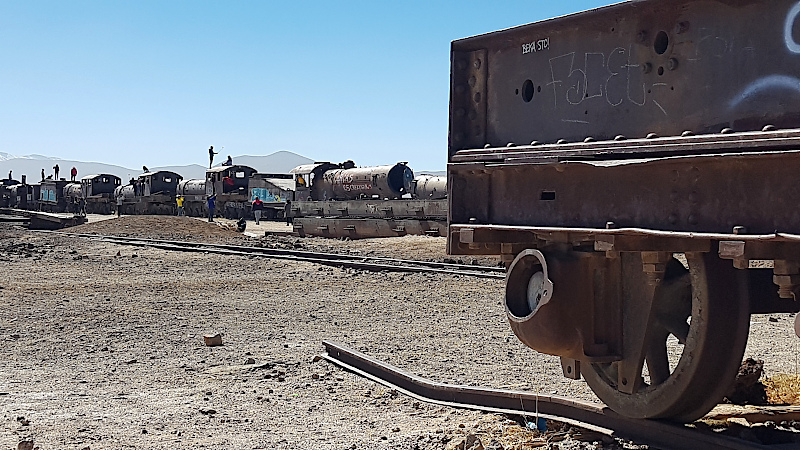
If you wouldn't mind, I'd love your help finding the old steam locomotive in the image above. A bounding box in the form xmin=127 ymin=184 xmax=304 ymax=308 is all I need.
xmin=448 ymin=0 xmax=800 ymax=421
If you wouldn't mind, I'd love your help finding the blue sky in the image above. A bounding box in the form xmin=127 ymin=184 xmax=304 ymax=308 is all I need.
xmin=0 ymin=0 xmax=611 ymax=172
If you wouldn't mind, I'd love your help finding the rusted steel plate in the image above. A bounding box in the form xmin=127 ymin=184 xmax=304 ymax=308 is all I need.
xmin=449 ymin=150 xmax=800 ymax=237
xmin=449 ymin=0 xmax=800 ymax=155
xmin=321 ymin=340 xmax=772 ymax=450
xmin=293 ymin=217 xmax=446 ymax=239
xmin=291 ymin=199 xmax=447 ymax=220
xmin=449 ymin=223 xmax=800 ymax=254
xmin=452 ymin=130 xmax=800 ymax=163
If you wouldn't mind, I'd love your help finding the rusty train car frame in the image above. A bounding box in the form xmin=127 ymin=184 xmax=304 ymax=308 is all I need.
xmin=448 ymin=0 xmax=800 ymax=422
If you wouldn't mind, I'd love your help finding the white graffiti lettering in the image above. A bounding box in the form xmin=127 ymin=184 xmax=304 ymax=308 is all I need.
xmin=546 ymin=46 xmax=666 ymax=116
xmin=522 ymin=38 xmax=550 ymax=54
xmin=342 ymin=184 xmax=372 ymax=192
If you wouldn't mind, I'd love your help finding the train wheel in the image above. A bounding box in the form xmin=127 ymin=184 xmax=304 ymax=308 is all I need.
xmin=581 ymin=249 xmax=749 ymax=422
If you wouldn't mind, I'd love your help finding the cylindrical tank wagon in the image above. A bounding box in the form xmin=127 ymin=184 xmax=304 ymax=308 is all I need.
xmin=317 ymin=162 xmax=414 ymax=201
xmin=291 ymin=161 xmax=415 ymax=201
xmin=412 ymin=175 xmax=447 ymax=200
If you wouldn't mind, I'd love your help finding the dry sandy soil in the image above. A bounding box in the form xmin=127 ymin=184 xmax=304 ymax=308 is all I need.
xmin=1 ymin=216 xmax=798 ymax=449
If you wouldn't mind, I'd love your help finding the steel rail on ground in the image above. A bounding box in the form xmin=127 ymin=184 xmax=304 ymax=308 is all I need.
xmin=57 ymin=232 xmax=505 ymax=279
xmin=320 ymin=341 xmax=784 ymax=450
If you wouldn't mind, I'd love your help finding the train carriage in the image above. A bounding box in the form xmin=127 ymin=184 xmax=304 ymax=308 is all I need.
xmin=0 ymin=179 xmax=19 ymax=208
xmin=8 ymin=184 xmax=33 ymax=209
xmin=81 ymin=174 xmax=121 ymax=214
xmin=205 ymin=165 xmax=257 ymax=218
xmin=116 ymin=170 xmax=181 ymax=215
xmin=39 ymin=179 xmax=78 ymax=213
xmin=448 ymin=0 xmax=800 ymax=422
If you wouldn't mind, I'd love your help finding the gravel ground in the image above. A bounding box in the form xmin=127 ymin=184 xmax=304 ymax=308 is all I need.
xmin=1 ymin=216 xmax=798 ymax=449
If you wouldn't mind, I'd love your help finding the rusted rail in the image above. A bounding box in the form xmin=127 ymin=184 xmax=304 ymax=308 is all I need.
xmin=58 ymin=232 xmax=505 ymax=278
xmin=321 ymin=340 xmax=788 ymax=450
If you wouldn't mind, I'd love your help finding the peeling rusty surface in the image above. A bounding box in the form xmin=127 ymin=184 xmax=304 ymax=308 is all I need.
xmin=449 ymin=0 xmax=800 ymax=155
xmin=449 ymin=149 xmax=800 ymax=237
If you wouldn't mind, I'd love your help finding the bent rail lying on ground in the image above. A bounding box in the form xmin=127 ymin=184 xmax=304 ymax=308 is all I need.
xmin=320 ymin=340 xmax=796 ymax=450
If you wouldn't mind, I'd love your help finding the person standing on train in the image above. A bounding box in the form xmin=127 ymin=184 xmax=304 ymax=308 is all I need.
xmin=207 ymin=194 xmax=216 ymax=222
xmin=208 ymin=146 xmax=217 ymax=169
xmin=252 ymin=196 xmax=264 ymax=225
xmin=176 ymin=195 xmax=185 ymax=216
xmin=70 ymin=167 xmax=77 ymax=181
xmin=53 ymin=164 xmax=59 ymax=180
xmin=41 ymin=169 xmax=45 ymax=181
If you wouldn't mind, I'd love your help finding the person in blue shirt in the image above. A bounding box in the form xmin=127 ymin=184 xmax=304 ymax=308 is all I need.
xmin=207 ymin=195 xmax=216 ymax=222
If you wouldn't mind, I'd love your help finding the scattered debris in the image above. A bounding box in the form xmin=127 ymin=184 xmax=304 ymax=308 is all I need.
xmin=203 ymin=333 xmax=223 ymax=347
xmin=727 ymin=358 xmax=767 ymax=405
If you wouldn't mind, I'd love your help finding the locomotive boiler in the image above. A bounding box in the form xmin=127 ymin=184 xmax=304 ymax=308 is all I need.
xmin=448 ymin=0 xmax=800 ymax=422
xmin=292 ymin=161 xmax=414 ymax=201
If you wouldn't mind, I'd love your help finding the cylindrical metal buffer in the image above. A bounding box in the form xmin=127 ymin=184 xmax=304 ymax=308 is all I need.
xmin=412 ymin=175 xmax=447 ymax=200
xmin=505 ymin=249 xmax=585 ymax=359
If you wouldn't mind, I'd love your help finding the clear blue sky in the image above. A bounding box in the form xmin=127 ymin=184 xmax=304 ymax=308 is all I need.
xmin=0 ymin=0 xmax=611 ymax=171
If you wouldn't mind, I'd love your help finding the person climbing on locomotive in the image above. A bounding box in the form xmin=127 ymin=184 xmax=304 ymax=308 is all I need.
xmin=252 ymin=196 xmax=264 ymax=225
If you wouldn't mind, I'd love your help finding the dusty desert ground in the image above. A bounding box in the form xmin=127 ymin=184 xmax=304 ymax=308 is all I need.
xmin=1 ymin=215 xmax=799 ymax=449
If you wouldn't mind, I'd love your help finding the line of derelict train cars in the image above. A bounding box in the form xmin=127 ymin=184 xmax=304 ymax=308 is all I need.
xmin=0 ymin=161 xmax=446 ymax=219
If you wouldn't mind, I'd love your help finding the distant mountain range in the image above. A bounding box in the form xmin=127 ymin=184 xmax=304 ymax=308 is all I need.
xmin=0 ymin=151 xmax=314 ymax=183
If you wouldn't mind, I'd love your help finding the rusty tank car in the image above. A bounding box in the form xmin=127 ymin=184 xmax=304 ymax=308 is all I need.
xmin=315 ymin=161 xmax=414 ymax=201
xmin=412 ymin=175 xmax=447 ymax=200
xmin=448 ymin=0 xmax=800 ymax=422
xmin=289 ymin=161 xmax=447 ymax=239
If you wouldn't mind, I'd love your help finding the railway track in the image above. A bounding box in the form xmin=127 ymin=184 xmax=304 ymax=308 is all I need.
xmin=59 ymin=232 xmax=505 ymax=279
xmin=321 ymin=341 xmax=799 ymax=450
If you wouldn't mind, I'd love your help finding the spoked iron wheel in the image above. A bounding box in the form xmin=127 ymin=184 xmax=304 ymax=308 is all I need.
xmin=582 ymin=250 xmax=750 ymax=422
